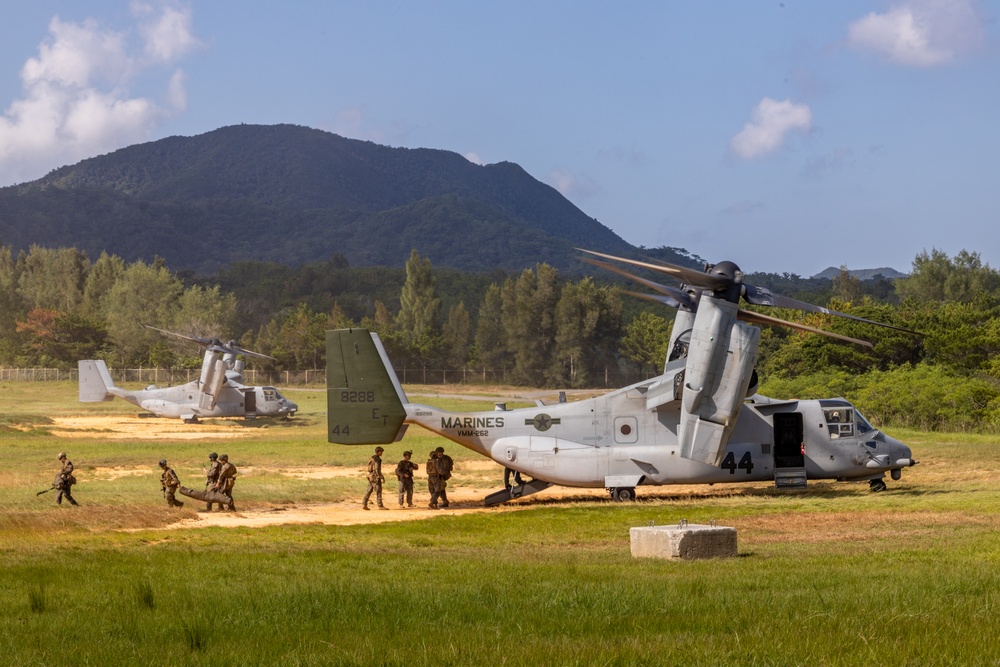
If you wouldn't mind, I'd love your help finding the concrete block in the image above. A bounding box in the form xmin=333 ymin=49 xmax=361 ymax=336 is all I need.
xmin=630 ymin=521 xmax=737 ymax=560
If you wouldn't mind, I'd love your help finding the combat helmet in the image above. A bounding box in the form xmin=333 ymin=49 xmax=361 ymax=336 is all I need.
xmin=209 ymin=452 xmax=218 ymax=460
xmin=159 ymin=459 xmax=167 ymax=467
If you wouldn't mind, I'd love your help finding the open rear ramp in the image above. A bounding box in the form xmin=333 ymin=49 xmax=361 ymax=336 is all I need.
xmin=326 ymin=329 xmax=408 ymax=444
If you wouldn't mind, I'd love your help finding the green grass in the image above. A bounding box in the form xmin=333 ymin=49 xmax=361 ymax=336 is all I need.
xmin=1 ymin=381 xmax=1000 ymax=665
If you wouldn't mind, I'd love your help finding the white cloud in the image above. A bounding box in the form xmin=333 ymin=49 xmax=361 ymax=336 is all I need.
xmin=464 ymin=151 xmax=484 ymax=165
xmin=135 ymin=1 xmax=201 ymax=63
xmin=546 ymin=167 xmax=599 ymax=199
xmin=847 ymin=0 xmax=986 ymax=67
xmin=730 ymin=98 xmax=812 ymax=159
xmin=0 ymin=2 xmax=199 ymax=185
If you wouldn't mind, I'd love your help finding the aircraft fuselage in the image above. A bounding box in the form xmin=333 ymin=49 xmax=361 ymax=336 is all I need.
xmin=404 ymin=376 xmax=914 ymax=489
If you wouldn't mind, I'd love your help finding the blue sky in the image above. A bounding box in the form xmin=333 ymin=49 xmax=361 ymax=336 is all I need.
xmin=1 ymin=1 xmax=997 ymax=277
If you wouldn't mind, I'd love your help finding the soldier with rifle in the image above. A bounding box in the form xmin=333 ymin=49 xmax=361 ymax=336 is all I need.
xmin=435 ymin=446 xmax=454 ymax=508
xmin=395 ymin=450 xmax=419 ymax=508
xmin=159 ymin=459 xmax=184 ymax=508
xmin=37 ymin=453 xmax=79 ymax=505
xmin=426 ymin=449 xmax=441 ymax=509
xmin=362 ymin=447 xmax=388 ymax=510
xmin=203 ymin=452 xmax=222 ymax=512
xmin=214 ymin=454 xmax=237 ymax=511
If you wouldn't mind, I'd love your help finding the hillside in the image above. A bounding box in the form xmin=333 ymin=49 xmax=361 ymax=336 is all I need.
xmin=812 ymin=266 xmax=907 ymax=280
xmin=0 ymin=124 xmax=663 ymax=274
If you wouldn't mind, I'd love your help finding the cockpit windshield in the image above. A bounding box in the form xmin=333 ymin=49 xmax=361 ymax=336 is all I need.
xmin=854 ymin=410 xmax=875 ymax=434
xmin=262 ymin=387 xmax=284 ymax=401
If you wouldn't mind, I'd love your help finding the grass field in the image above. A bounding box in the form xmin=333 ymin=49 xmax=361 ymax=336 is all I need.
xmin=1 ymin=381 xmax=999 ymax=666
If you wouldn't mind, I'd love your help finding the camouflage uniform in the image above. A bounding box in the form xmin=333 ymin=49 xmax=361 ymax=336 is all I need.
xmin=426 ymin=451 xmax=441 ymax=509
xmin=435 ymin=447 xmax=454 ymax=508
xmin=215 ymin=456 xmax=237 ymax=511
xmin=362 ymin=448 xmax=387 ymax=510
xmin=204 ymin=453 xmax=222 ymax=511
xmin=395 ymin=452 xmax=419 ymax=507
xmin=55 ymin=454 xmax=79 ymax=506
xmin=159 ymin=461 xmax=184 ymax=508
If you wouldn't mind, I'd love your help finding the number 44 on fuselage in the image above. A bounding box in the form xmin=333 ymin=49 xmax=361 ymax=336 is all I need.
xmin=325 ymin=328 xmax=916 ymax=504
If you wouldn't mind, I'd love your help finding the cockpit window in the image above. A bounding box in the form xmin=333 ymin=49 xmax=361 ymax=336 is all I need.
xmin=823 ymin=408 xmax=855 ymax=439
xmin=854 ymin=411 xmax=875 ymax=434
xmin=263 ymin=387 xmax=278 ymax=401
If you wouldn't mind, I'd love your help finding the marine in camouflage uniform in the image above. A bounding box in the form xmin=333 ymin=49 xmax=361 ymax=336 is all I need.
xmin=55 ymin=452 xmax=79 ymax=506
xmin=426 ymin=450 xmax=441 ymax=509
xmin=204 ymin=452 xmax=222 ymax=511
xmin=159 ymin=459 xmax=184 ymax=508
xmin=362 ymin=447 xmax=387 ymax=510
xmin=435 ymin=446 xmax=454 ymax=508
xmin=214 ymin=454 xmax=237 ymax=511
xmin=395 ymin=450 xmax=419 ymax=508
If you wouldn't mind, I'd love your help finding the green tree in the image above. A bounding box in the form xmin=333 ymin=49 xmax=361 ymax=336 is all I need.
xmin=395 ymin=249 xmax=441 ymax=366
xmin=550 ymin=278 xmax=622 ymax=387
xmin=441 ymin=302 xmax=471 ymax=369
xmin=504 ymin=264 xmax=560 ymax=385
xmin=16 ymin=308 xmax=107 ymax=366
xmin=82 ymin=251 xmax=125 ymax=317
xmin=896 ymin=248 xmax=1000 ymax=303
xmin=104 ymin=260 xmax=184 ymax=365
xmin=621 ymin=310 xmax=671 ymax=376
xmin=16 ymin=245 xmax=89 ymax=313
xmin=173 ymin=285 xmax=238 ymax=339
xmin=270 ymin=303 xmax=330 ymax=369
xmin=832 ymin=266 xmax=862 ymax=303
xmin=0 ymin=246 xmax=22 ymax=363
xmin=473 ymin=283 xmax=506 ymax=370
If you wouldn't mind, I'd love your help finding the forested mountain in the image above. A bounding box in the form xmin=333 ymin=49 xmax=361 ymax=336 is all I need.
xmin=0 ymin=124 xmax=678 ymax=274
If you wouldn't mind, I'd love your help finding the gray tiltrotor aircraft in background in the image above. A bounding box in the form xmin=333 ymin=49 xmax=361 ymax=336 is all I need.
xmin=326 ymin=250 xmax=917 ymax=504
xmin=79 ymin=326 xmax=297 ymax=422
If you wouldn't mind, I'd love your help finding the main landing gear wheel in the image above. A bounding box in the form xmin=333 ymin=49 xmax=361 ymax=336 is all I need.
xmin=610 ymin=487 xmax=636 ymax=502
xmin=869 ymin=479 xmax=887 ymax=492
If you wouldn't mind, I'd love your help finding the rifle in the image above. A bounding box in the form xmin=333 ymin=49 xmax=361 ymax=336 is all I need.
xmin=37 ymin=474 xmax=64 ymax=496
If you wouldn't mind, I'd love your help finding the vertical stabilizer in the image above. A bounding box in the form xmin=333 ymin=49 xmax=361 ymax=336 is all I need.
xmin=78 ymin=360 xmax=115 ymax=402
xmin=327 ymin=329 xmax=408 ymax=444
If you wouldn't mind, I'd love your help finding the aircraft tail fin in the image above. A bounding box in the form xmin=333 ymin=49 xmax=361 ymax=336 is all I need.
xmin=78 ymin=360 xmax=116 ymax=402
xmin=326 ymin=329 xmax=408 ymax=444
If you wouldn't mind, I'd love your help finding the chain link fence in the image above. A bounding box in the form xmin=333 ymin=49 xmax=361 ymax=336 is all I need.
xmin=0 ymin=366 xmax=649 ymax=387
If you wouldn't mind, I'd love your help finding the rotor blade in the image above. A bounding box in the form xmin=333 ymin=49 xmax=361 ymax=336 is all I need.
xmin=737 ymin=309 xmax=873 ymax=348
xmin=577 ymin=248 xmax=731 ymax=292
xmin=142 ymin=325 xmax=213 ymax=347
xmin=741 ymin=284 xmax=920 ymax=335
xmin=144 ymin=325 xmax=275 ymax=360
xmin=225 ymin=345 xmax=275 ymax=361
xmin=581 ymin=257 xmax=697 ymax=310
xmin=623 ymin=290 xmax=682 ymax=310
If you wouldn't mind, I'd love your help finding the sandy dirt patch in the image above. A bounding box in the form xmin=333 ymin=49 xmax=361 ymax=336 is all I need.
xmin=165 ymin=486 xmax=616 ymax=530
xmin=48 ymin=416 xmax=246 ymax=440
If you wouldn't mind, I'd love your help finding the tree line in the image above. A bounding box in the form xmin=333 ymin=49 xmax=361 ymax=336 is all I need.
xmin=4 ymin=244 xmax=1000 ymax=431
